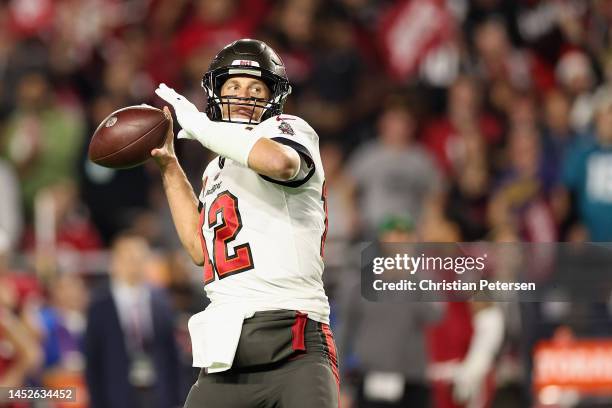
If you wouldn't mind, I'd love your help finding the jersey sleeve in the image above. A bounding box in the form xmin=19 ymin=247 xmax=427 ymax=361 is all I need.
xmin=253 ymin=115 xmax=318 ymax=187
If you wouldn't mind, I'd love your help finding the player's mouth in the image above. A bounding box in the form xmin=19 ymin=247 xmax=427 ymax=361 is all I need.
xmin=232 ymin=107 xmax=257 ymax=119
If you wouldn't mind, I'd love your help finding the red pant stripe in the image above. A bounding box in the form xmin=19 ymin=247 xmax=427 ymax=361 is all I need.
xmin=320 ymin=323 xmax=340 ymax=406
xmin=291 ymin=312 xmax=308 ymax=352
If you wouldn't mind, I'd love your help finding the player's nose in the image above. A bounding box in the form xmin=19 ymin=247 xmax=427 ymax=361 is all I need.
xmin=236 ymin=87 xmax=250 ymax=99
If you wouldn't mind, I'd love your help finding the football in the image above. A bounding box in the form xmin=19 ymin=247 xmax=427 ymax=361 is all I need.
xmin=88 ymin=105 xmax=170 ymax=168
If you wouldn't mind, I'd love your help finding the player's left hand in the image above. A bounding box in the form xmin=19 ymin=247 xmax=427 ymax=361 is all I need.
xmin=155 ymin=83 xmax=198 ymax=115
xmin=151 ymin=106 xmax=177 ymax=168
xmin=155 ymin=83 xmax=210 ymax=143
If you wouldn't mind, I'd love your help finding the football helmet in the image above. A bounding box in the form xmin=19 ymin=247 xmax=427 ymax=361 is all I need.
xmin=202 ymin=39 xmax=292 ymax=123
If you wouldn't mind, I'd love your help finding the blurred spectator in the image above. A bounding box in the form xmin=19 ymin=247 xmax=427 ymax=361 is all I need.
xmin=562 ymin=89 xmax=612 ymax=242
xmin=18 ymin=180 xmax=102 ymax=279
xmin=428 ymin=302 xmax=504 ymax=408
xmin=0 ymin=71 xmax=85 ymax=214
xmin=144 ymin=0 xmax=190 ymax=87
xmin=0 ymin=32 xmax=49 ymax=118
xmin=336 ymin=215 xmax=444 ymax=408
xmin=260 ymin=0 xmax=319 ymax=97
xmin=6 ymin=0 xmax=55 ymax=39
xmin=165 ymin=250 xmax=208 ymax=318
xmin=298 ymin=5 xmax=369 ymax=140
xmin=471 ymin=18 xmax=534 ymax=91
xmin=39 ymin=273 xmax=89 ymax=408
xmin=507 ymin=91 xmax=539 ymax=130
xmin=320 ymin=140 xmax=358 ymax=297
xmin=586 ymin=0 xmax=612 ymax=58
xmin=336 ymin=0 xmax=388 ymax=28
xmin=85 ymin=233 xmax=182 ymax=408
xmin=443 ymin=130 xmax=491 ymax=241
xmin=541 ymin=88 xmax=578 ymax=185
xmin=556 ymin=50 xmax=598 ymax=132
xmin=348 ymin=99 xmax=443 ymax=236
xmin=0 ymin=229 xmax=44 ymax=338
xmin=48 ymin=0 xmax=118 ymax=77
xmin=419 ymin=200 xmax=505 ymax=408
xmin=40 ymin=273 xmax=88 ymax=371
xmin=424 ymin=76 xmax=502 ymax=176
xmin=0 ymin=3 xmax=15 ymax=117
xmin=100 ymin=41 xmax=152 ymax=106
xmin=489 ymin=125 xmax=557 ymax=242
xmin=0 ymin=307 xmax=41 ymax=388
xmin=0 ymin=235 xmax=41 ymax=388
xmin=22 ymin=180 xmax=103 ymax=253
xmin=174 ymin=0 xmax=268 ymax=64
xmin=164 ymin=250 xmax=208 ymax=396
xmin=515 ymin=0 xmax=587 ymax=56
xmin=0 ymin=158 xmax=23 ymax=249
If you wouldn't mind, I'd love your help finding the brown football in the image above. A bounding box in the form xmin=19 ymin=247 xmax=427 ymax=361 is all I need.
xmin=88 ymin=105 xmax=170 ymax=169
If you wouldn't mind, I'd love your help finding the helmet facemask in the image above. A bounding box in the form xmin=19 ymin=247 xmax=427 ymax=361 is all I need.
xmin=203 ymin=67 xmax=291 ymax=124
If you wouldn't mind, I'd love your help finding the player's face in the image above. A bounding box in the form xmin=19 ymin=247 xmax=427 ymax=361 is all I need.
xmin=220 ymin=77 xmax=271 ymax=123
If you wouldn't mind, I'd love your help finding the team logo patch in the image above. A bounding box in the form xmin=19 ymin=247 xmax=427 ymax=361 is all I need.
xmin=278 ymin=121 xmax=294 ymax=135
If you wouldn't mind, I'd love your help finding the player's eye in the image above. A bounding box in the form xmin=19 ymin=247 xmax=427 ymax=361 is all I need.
xmin=250 ymin=86 xmax=264 ymax=97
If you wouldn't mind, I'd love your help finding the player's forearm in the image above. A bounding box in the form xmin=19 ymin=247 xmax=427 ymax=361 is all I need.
xmin=179 ymin=117 xmax=300 ymax=180
xmin=160 ymin=158 xmax=204 ymax=265
xmin=247 ymin=138 xmax=300 ymax=180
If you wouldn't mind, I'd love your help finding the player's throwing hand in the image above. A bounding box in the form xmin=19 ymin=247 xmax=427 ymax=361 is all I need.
xmin=150 ymin=106 xmax=177 ymax=168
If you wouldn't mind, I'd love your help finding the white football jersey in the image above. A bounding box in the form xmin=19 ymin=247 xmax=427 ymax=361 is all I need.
xmin=197 ymin=114 xmax=330 ymax=324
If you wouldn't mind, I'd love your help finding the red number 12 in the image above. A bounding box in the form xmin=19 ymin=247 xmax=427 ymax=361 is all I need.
xmin=199 ymin=191 xmax=254 ymax=284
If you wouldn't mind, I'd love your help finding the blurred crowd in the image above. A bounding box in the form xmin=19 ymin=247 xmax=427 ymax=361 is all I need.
xmin=1 ymin=0 xmax=612 ymax=407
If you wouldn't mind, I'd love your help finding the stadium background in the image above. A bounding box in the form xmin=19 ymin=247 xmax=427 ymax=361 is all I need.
xmin=1 ymin=0 xmax=612 ymax=407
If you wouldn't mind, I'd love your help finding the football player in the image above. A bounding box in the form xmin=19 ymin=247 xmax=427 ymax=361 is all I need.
xmin=152 ymin=39 xmax=338 ymax=407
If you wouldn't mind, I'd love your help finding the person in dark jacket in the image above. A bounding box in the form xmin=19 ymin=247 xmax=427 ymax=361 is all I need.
xmin=85 ymin=232 xmax=182 ymax=408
